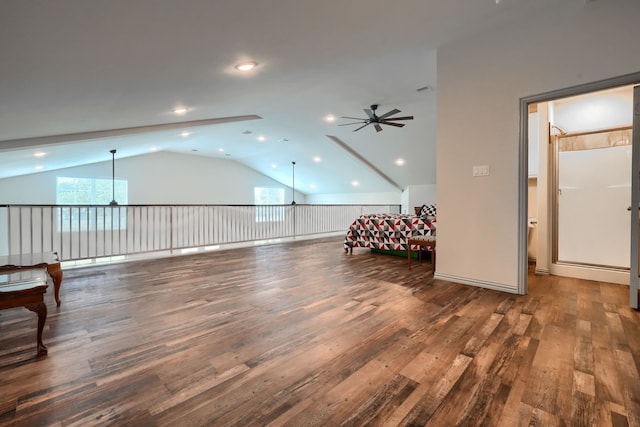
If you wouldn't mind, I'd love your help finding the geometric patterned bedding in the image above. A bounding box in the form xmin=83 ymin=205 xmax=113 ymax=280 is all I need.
xmin=343 ymin=213 xmax=436 ymax=253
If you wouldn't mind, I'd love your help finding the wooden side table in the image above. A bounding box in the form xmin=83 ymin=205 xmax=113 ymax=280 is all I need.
xmin=0 ymin=251 xmax=63 ymax=306
xmin=0 ymin=268 xmax=49 ymax=357
xmin=407 ymin=236 xmax=436 ymax=271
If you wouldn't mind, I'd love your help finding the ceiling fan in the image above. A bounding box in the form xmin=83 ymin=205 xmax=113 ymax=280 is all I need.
xmin=339 ymin=104 xmax=413 ymax=132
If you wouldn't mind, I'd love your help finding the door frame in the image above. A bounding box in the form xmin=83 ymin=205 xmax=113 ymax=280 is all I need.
xmin=518 ymin=71 xmax=640 ymax=300
xmin=631 ymin=85 xmax=639 ymax=309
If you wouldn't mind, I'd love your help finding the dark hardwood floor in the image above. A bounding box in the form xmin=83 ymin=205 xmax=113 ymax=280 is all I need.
xmin=1 ymin=236 xmax=639 ymax=426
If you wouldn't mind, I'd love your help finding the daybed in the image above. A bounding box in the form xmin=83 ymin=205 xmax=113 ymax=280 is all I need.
xmin=343 ymin=205 xmax=436 ymax=254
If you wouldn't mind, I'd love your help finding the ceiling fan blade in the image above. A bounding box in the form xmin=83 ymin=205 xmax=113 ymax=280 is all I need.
xmin=338 ymin=121 xmax=367 ymax=126
xmin=377 ymin=109 xmax=401 ymax=120
xmin=342 ymin=107 xmax=412 ymax=131
xmin=382 ymin=115 xmax=413 ymax=121
xmin=353 ymin=123 xmax=370 ymax=132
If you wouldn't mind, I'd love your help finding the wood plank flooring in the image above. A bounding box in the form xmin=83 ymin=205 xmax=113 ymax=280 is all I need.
xmin=1 ymin=236 xmax=639 ymax=426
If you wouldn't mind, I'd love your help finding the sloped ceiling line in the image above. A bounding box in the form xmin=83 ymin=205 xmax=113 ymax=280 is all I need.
xmin=326 ymin=135 xmax=403 ymax=191
xmin=0 ymin=115 xmax=262 ymax=151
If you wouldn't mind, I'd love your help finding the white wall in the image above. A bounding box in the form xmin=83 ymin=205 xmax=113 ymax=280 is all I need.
xmin=535 ymin=103 xmax=551 ymax=275
xmin=0 ymin=151 xmax=306 ymax=205
xmin=553 ymin=88 xmax=634 ymax=133
xmin=436 ymin=0 xmax=640 ymax=293
xmin=400 ymin=188 xmax=409 ymax=214
xmin=404 ymin=184 xmax=437 ymax=214
xmin=0 ymin=149 xmax=404 ymax=209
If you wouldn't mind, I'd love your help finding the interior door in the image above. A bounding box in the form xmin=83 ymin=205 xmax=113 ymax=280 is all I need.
xmin=631 ymin=85 xmax=640 ymax=309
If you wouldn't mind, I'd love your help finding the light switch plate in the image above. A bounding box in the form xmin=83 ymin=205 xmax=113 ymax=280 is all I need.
xmin=473 ymin=165 xmax=490 ymax=177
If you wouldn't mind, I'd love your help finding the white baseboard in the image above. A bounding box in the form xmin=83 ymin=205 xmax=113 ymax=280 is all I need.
xmin=434 ymin=272 xmax=521 ymax=294
xmin=550 ymin=264 xmax=629 ymax=285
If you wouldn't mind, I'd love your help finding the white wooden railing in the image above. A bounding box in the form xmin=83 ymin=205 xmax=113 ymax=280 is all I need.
xmin=0 ymin=204 xmax=400 ymax=261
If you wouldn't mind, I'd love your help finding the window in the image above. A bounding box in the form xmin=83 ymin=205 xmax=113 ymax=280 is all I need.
xmin=254 ymin=187 xmax=285 ymax=222
xmin=56 ymin=177 xmax=128 ymax=231
xmin=56 ymin=177 xmax=127 ymax=205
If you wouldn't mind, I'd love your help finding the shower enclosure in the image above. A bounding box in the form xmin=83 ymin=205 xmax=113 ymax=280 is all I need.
xmin=553 ymin=126 xmax=632 ymax=270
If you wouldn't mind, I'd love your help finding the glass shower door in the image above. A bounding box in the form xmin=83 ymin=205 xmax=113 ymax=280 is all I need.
xmin=555 ymin=127 xmax=632 ymax=269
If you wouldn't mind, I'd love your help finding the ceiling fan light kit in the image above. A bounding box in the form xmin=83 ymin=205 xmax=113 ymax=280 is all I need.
xmin=339 ymin=104 xmax=413 ymax=132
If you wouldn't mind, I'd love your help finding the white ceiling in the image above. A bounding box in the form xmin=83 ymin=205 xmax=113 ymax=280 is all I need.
xmin=0 ymin=0 xmax=576 ymax=195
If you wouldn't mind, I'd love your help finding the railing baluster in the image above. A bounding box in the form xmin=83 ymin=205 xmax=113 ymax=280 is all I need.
xmin=0 ymin=203 xmax=400 ymax=260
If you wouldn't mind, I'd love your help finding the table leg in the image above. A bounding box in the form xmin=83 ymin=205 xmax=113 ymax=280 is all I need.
xmin=24 ymin=302 xmax=48 ymax=356
xmin=432 ymin=248 xmax=436 ymax=270
xmin=47 ymin=263 xmax=63 ymax=307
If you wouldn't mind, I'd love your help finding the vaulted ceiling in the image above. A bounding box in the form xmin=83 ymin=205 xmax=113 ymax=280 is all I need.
xmin=0 ymin=0 xmax=573 ymax=195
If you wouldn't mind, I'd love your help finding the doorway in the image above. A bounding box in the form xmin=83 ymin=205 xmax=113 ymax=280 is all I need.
xmin=519 ymin=72 xmax=640 ymax=306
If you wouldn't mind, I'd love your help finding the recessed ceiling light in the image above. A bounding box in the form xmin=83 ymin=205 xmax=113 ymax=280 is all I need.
xmin=324 ymin=114 xmax=336 ymax=122
xmin=150 ymin=147 xmax=157 ymax=152
xmin=181 ymin=131 xmax=191 ymax=137
xmin=351 ymin=180 xmax=360 ymax=187
xmin=313 ymin=156 xmax=322 ymax=163
xmin=271 ymin=163 xmax=277 ymax=168
xmin=309 ymin=183 xmax=316 ymax=189
xmin=34 ymin=165 xmax=43 ymax=170
xmin=394 ymin=158 xmax=406 ymax=166
xmin=218 ymin=148 xmax=225 ymax=152
xmin=235 ymin=61 xmax=258 ymax=71
xmin=33 ymin=151 xmax=46 ymax=158
xmin=257 ymin=135 xmax=266 ymax=142
xmin=173 ymin=107 xmax=188 ymax=114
